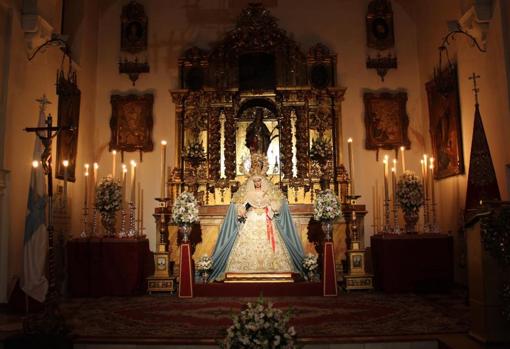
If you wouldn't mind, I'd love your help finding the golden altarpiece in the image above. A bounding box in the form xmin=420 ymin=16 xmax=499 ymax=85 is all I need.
xmin=162 ymin=5 xmax=366 ymax=283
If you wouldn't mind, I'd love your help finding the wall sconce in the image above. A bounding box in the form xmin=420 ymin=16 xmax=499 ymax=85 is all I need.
xmin=433 ymin=28 xmax=485 ymax=96
xmin=119 ymin=57 xmax=150 ymax=86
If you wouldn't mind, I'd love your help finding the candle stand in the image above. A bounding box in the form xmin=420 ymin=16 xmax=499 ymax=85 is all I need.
xmin=342 ymin=199 xmax=373 ymax=291
xmin=80 ymin=207 xmax=89 ymax=238
xmin=118 ymin=207 xmax=127 ymax=238
xmin=127 ymin=202 xmax=136 ymax=237
xmin=147 ymin=198 xmax=176 ymax=294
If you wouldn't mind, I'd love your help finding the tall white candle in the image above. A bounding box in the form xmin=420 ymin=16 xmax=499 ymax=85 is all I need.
xmin=122 ymin=164 xmax=127 ymax=207
xmin=84 ymin=164 xmax=90 ymax=208
xmin=32 ymin=160 xmax=39 ymax=187
xmin=63 ymin=160 xmax=69 ymax=204
xmin=93 ymin=163 xmax=98 ymax=188
xmin=130 ymin=160 xmax=137 ymax=203
xmin=137 ymin=182 xmax=141 ymax=232
xmin=400 ymin=146 xmax=406 ymax=173
xmin=383 ymin=155 xmax=389 ymax=204
xmin=112 ymin=150 xmax=117 ymax=178
xmin=160 ymin=140 xmax=167 ymax=198
xmin=141 ymin=188 xmax=144 ymax=235
xmin=423 ymin=154 xmax=429 ymax=203
xmin=429 ymin=157 xmax=435 ymax=206
xmin=347 ymin=138 xmax=355 ymax=195
xmin=391 ymin=166 xmax=397 ymax=210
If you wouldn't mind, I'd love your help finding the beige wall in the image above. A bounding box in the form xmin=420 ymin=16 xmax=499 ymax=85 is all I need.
xmin=0 ymin=0 xmax=98 ymax=297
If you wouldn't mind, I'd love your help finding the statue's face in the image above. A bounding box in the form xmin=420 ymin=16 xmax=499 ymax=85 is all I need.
xmin=253 ymin=178 xmax=262 ymax=189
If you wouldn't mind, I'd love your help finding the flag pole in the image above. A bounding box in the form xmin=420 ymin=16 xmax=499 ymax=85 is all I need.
xmin=23 ymin=99 xmax=75 ymax=335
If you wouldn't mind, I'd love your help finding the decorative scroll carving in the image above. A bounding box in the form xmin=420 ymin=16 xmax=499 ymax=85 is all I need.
xmin=307 ymin=43 xmax=337 ymax=89
xmin=295 ymin=107 xmax=309 ymax=178
xmin=169 ymin=4 xmax=348 ymax=204
xmin=208 ymin=108 xmax=221 ymax=180
xmin=224 ymin=108 xmax=237 ymax=179
xmin=279 ymin=107 xmax=293 ymax=179
xmin=308 ymin=91 xmax=333 ymax=134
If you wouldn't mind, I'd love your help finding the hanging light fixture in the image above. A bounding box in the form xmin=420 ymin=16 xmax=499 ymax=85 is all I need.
xmin=433 ymin=28 xmax=486 ymax=97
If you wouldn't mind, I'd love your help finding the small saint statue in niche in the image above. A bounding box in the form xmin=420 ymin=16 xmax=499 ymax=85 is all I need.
xmin=245 ymin=108 xmax=271 ymax=155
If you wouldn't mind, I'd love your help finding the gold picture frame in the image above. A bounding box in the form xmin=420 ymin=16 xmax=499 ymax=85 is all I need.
xmin=364 ymin=91 xmax=410 ymax=151
xmin=109 ymin=94 xmax=154 ymax=153
xmin=349 ymin=251 xmax=365 ymax=274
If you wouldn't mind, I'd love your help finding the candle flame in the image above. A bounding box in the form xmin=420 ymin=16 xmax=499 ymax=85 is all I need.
xmin=130 ymin=160 xmax=137 ymax=167
xmin=85 ymin=163 xmax=90 ymax=169
xmin=347 ymin=138 xmax=352 ymax=143
xmin=63 ymin=160 xmax=69 ymax=167
xmin=400 ymin=146 xmax=405 ymax=151
xmin=161 ymin=140 xmax=167 ymax=146
xmin=85 ymin=171 xmax=89 ymax=176
xmin=32 ymin=160 xmax=39 ymax=168
xmin=122 ymin=163 xmax=127 ymax=171
xmin=112 ymin=150 xmax=117 ymax=155
xmin=93 ymin=162 xmax=99 ymax=169
xmin=391 ymin=167 xmax=396 ymax=172
xmin=392 ymin=159 xmax=397 ymax=165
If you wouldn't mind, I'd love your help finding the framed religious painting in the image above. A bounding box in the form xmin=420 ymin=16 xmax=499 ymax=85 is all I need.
xmin=363 ymin=91 xmax=410 ymax=151
xmin=109 ymin=93 xmax=154 ymax=153
xmin=426 ymin=70 xmax=465 ymax=179
xmin=56 ymin=71 xmax=81 ymax=182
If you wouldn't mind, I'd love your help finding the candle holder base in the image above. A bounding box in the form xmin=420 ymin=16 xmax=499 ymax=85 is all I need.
xmin=346 ymin=195 xmax=361 ymax=205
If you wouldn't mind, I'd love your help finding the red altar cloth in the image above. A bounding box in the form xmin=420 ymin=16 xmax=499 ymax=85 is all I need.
xmin=370 ymin=233 xmax=453 ymax=293
xmin=67 ymin=238 xmax=154 ymax=297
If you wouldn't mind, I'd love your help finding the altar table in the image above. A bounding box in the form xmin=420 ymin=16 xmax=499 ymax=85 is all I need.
xmin=370 ymin=234 xmax=453 ymax=293
xmin=67 ymin=238 xmax=154 ymax=297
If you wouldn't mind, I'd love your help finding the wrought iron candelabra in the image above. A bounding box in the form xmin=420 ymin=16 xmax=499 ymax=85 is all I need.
xmin=80 ymin=206 xmax=89 ymax=238
xmin=127 ymin=201 xmax=136 ymax=237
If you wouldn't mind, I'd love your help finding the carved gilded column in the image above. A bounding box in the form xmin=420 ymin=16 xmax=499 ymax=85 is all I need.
xmin=208 ymin=108 xmax=221 ymax=180
xmin=329 ymin=88 xmax=347 ymax=167
xmin=279 ymin=106 xmax=293 ymax=179
xmin=223 ymin=108 xmax=236 ymax=180
xmin=170 ymin=90 xmax=188 ymax=170
xmin=295 ymin=106 xmax=309 ymax=179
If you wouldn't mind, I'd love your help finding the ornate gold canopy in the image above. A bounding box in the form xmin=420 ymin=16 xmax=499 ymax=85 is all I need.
xmin=169 ymin=4 xmax=349 ymax=206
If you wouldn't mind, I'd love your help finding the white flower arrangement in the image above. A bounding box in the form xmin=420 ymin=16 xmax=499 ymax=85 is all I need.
xmin=396 ymin=171 xmax=424 ymax=214
xmin=310 ymin=136 xmax=332 ymax=162
xmin=196 ymin=254 xmax=212 ymax=272
xmin=313 ymin=189 xmax=341 ymax=221
xmin=171 ymin=191 xmax=199 ymax=225
xmin=302 ymin=253 xmax=318 ymax=272
xmin=95 ymin=176 xmax=122 ymax=214
xmin=184 ymin=140 xmax=206 ymax=163
xmin=221 ymin=298 xmax=297 ymax=349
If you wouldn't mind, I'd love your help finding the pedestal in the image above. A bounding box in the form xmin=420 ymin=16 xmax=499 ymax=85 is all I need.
xmin=323 ymin=241 xmax=337 ymax=296
xmin=178 ymin=242 xmax=193 ymax=298
xmin=343 ymin=249 xmax=373 ymax=291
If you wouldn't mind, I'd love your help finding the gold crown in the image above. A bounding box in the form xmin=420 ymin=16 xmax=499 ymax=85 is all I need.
xmin=248 ymin=152 xmax=269 ymax=176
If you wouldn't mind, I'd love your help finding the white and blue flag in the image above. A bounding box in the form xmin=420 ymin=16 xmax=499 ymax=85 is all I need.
xmin=20 ymin=97 xmax=49 ymax=302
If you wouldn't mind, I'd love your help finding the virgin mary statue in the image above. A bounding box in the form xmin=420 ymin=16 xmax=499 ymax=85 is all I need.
xmin=208 ymin=153 xmax=305 ymax=281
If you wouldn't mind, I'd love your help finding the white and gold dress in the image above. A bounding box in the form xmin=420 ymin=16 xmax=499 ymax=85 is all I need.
xmin=225 ymin=176 xmax=294 ymax=273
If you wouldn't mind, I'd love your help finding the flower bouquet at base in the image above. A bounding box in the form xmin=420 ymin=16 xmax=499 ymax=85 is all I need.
xmin=172 ymin=191 xmax=199 ymax=242
xmin=196 ymin=254 xmax=212 ymax=283
xmin=95 ymin=176 xmax=122 ymax=237
xmin=396 ymin=171 xmax=424 ymax=233
xmin=302 ymin=253 xmax=318 ymax=282
xmin=220 ymin=298 xmax=298 ymax=349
